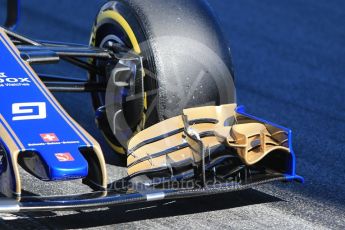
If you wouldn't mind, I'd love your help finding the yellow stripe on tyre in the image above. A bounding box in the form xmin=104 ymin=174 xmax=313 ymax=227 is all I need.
xmin=94 ymin=10 xmax=145 ymax=154
xmin=97 ymin=11 xmax=141 ymax=54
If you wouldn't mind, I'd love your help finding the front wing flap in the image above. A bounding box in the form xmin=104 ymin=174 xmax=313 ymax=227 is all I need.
xmin=126 ymin=104 xmax=303 ymax=186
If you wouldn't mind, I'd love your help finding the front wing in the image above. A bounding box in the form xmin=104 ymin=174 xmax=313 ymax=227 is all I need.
xmin=0 ymin=104 xmax=303 ymax=213
xmin=0 ymin=28 xmax=303 ymax=213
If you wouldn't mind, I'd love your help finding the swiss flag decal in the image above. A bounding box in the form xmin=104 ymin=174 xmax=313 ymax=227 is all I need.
xmin=40 ymin=133 xmax=59 ymax=142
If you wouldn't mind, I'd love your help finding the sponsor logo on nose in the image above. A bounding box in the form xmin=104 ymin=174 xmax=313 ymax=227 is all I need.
xmin=0 ymin=72 xmax=31 ymax=83
xmin=55 ymin=152 xmax=74 ymax=162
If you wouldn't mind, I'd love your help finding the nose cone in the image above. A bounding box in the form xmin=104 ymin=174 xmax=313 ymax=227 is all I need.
xmin=21 ymin=145 xmax=89 ymax=181
xmin=49 ymin=151 xmax=88 ymax=180
xmin=44 ymin=147 xmax=89 ymax=181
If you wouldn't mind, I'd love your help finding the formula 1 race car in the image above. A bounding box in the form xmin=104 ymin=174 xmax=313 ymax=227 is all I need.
xmin=0 ymin=0 xmax=303 ymax=212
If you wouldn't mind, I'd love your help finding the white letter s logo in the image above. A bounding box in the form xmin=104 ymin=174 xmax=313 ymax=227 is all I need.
xmin=12 ymin=102 xmax=47 ymax=121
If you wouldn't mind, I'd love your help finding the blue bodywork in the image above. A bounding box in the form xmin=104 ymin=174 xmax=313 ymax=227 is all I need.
xmin=0 ymin=32 xmax=90 ymax=181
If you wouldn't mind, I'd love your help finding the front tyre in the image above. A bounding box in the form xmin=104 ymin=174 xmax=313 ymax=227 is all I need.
xmin=90 ymin=0 xmax=236 ymax=154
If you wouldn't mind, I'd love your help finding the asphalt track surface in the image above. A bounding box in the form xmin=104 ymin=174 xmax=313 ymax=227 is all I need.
xmin=0 ymin=0 xmax=344 ymax=229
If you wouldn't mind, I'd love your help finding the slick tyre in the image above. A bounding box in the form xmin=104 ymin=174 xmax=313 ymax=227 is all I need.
xmin=90 ymin=0 xmax=236 ymax=155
